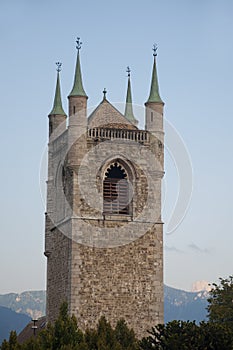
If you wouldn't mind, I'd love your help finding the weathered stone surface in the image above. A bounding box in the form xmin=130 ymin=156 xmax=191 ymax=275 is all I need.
xmin=88 ymin=99 xmax=137 ymax=129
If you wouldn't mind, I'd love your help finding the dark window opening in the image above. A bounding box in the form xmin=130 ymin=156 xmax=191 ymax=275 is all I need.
xmin=49 ymin=121 xmax=53 ymax=135
xmin=73 ymin=106 xmax=76 ymax=114
xmin=151 ymin=112 xmax=153 ymax=122
xmin=103 ymin=163 xmax=129 ymax=215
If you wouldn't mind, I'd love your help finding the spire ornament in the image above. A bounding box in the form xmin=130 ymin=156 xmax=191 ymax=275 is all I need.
xmin=126 ymin=66 xmax=131 ymax=77
xmin=56 ymin=62 xmax=62 ymax=72
xmin=152 ymin=44 xmax=158 ymax=57
xmin=103 ymin=88 xmax=107 ymax=99
xmin=76 ymin=37 xmax=82 ymax=52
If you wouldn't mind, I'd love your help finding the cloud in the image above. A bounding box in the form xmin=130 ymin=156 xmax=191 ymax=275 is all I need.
xmin=165 ymin=245 xmax=184 ymax=253
xmin=188 ymin=243 xmax=210 ymax=254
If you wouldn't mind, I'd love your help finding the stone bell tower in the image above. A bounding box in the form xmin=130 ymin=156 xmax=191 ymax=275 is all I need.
xmin=45 ymin=39 xmax=164 ymax=339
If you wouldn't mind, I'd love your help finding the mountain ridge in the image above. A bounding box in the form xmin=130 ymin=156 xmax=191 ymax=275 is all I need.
xmin=164 ymin=285 xmax=208 ymax=323
xmin=0 ymin=306 xmax=30 ymax=343
xmin=0 ymin=290 xmax=46 ymax=319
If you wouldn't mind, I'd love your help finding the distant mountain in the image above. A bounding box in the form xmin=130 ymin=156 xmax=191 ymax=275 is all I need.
xmin=164 ymin=285 xmax=208 ymax=323
xmin=0 ymin=306 xmax=30 ymax=343
xmin=0 ymin=290 xmax=46 ymax=319
xmin=0 ymin=286 xmax=209 ymax=343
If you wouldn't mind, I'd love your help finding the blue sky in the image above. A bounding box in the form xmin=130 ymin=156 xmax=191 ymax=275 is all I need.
xmin=0 ymin=0 xmax=232 ymax=293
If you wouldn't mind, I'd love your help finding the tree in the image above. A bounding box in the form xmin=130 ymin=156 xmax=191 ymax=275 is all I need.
xmin=139 ymin=320 xmax=200 ymax=350
xmin=198 ymin=321 xmax=233 ymax=350
xmin=1 ymin=331 xmax=21 ymax=350
xmin=114 ymin=319 xmax=139 ymax=350
xmin=207 ymin=275 xmax=233 ymax=327
xmin=82 ymin=317 xmax=139 ymax=350
xmin=52 ymin=302 xmax=84 ymax=350
xmin=139 ymin=320 xmax=233 ymax=350
xmin=96 ymin=316 xmax=116 ymax=349
xmin=37 ymin=322 xmax=54 ymax=350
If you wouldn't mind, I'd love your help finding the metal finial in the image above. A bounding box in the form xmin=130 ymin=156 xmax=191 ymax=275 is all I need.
xmin=153 ymin=44 xmax=158 ymax=57
xmin=76 ymin=37 xmax=82 ymax=51
xmin=103 ymin=88 xmax=107 ymax=99
xmin=126 ymin=66 xmax=131 ymax=77
xmin=56 ymin=62 xmax=62 ymax=72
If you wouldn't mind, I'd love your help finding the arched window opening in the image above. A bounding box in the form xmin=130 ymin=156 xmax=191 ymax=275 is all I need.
xmin=103 ymin=162 xmax=130 ymax=215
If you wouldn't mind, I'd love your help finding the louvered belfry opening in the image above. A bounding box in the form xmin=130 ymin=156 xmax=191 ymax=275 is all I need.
xmin=103 ymin=162 xmax=130 ymax=215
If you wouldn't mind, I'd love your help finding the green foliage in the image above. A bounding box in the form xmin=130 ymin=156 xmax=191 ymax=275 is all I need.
xmin=115 ymin=319 xmax=139 ymax=350
xmin=140 ymin=320 xmax=233 ymax=350
xmin=207 ymin=275 xmax=233 ymax=327
xmin=96 ymin=316 xmax=116 ymax=350
xmin=0 ymin=331 xmax=21 ymax=350
xmin=198 ymin=321 xmax=233 ymax=350
xmin=84 ymin=316 xmax=139 ymax=350
xmin=52 ymin=302 xmax=84 ymax=350
xmin=37 ymin=322 xmax=54 ymax=350
xmin=140 ymin=320 xmax=200 ymax=350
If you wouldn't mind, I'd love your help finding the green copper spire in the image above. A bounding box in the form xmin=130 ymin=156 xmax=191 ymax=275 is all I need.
xmin=69 ymin=37 xmax=87 ymax=97
xmin=147 ymin=45 xmax=163 ymax=104
xmin=49 ymin=62 xmax=66 ymax=115
xmin=124 ymin=67 xmax=138 ymax=124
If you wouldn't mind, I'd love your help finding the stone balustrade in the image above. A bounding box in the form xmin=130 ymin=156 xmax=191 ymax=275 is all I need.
xmin=88 ymin=127 xmax=149 ymax=143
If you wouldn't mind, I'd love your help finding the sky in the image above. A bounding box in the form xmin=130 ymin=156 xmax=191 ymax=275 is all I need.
xmin=0 ymin=0 xmax=232 ymax=294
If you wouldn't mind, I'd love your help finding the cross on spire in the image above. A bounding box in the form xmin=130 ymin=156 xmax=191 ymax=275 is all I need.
xmin=56 ymin=62 xmax=62 ymax=72
xmin=126 ymin=66 xmax=131 ymax=77
xmin=76 ymin=37 xmax=82 ymax=52
xmin=103 ymin=88 xmax=107 ymax=99
xmin=153 ymin=44 xmax=158 ymax=57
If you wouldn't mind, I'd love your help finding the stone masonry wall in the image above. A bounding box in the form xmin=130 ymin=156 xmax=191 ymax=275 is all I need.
xmin=69 ymin=223 xmax=163 ymax=339
xmin=68 ymin=129 xmax=163 ymax=338
xmin=46 ymin=228 xmax=71 ymax=322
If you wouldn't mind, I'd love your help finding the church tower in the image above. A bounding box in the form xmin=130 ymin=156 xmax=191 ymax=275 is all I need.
xmin=45 ymin=39 xmax=164 ymax=338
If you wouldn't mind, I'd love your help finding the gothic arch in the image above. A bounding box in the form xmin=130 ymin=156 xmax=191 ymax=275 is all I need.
xmin=98 ymin=155 xmax=137 ymax=183
xmin=100 ymin=157 xmax=135 ymax=216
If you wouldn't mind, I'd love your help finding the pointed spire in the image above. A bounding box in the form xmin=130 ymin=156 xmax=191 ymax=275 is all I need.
xmin=124 ymin=67 xmax=138 ymax=124
xmin=69 ymin=37 xmax=87 ymax=97
xmin=49 ymin=62 xmax=66 ymax=115
xmin=147 ymin=44 xmax=163 ymax=104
